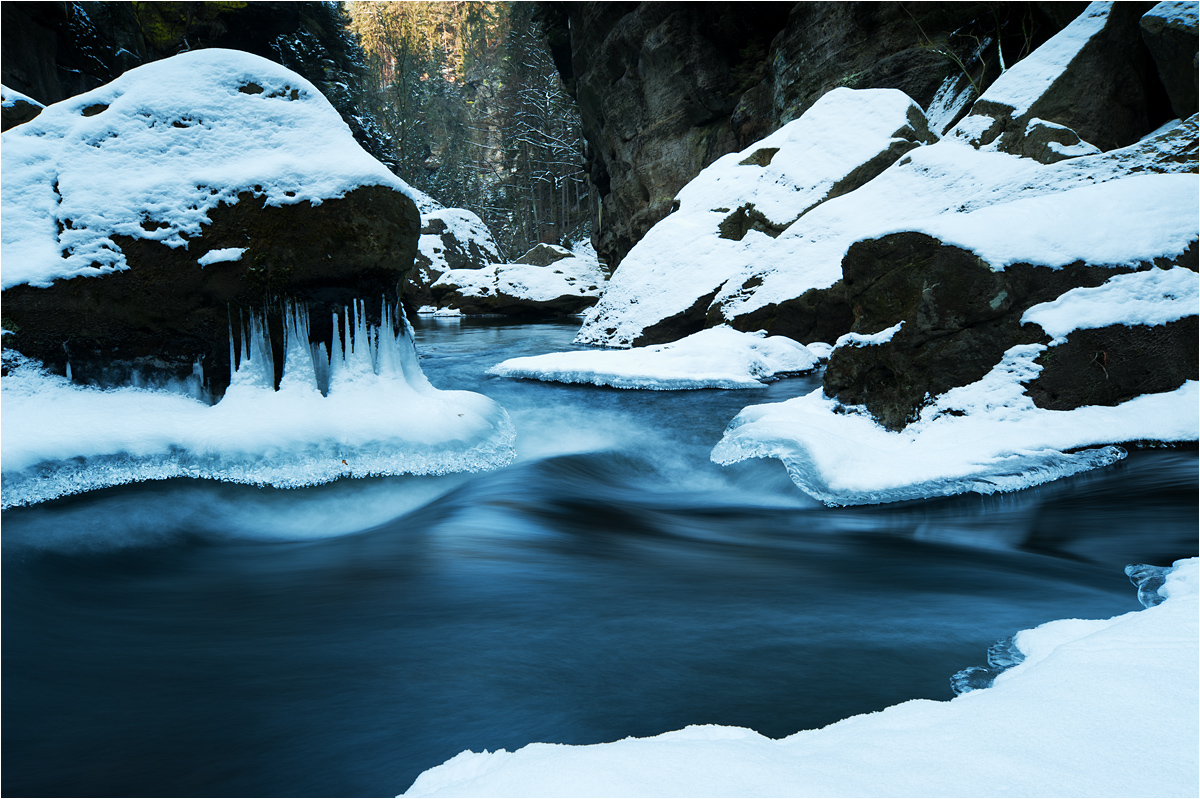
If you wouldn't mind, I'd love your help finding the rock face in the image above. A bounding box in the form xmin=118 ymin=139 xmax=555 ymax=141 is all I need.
xmin=1 ymin=50 xmax=421 ymax=398
xmin=543 ymin=1 xmax=1079 ymax=270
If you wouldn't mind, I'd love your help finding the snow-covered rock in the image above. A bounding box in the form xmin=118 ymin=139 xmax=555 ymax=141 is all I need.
xmin=432 ymin=241 xmax=606 ymax=316
xmin=1 ymin=48 xmax=422 ymax=395
xmin=487 ymin=326 xmax=818 ymax=390
xmin=406 ymin=206 xmax=502 ymax=309
xmin=575 ymin=87 xmax=935 ymax=348
xmin=403 ymin=558 xmax=1199 ymax=797
xmin=713 ymin=263 xmax=1197 ymax=506
xmin=1 ymin=83 xmax=44 ymax=131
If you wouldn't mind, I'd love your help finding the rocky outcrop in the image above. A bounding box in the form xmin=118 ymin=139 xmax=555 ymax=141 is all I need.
xmin=822 ymin=233 xmax=1198 ymax=430
xmin=1 ymin=50 xmax=421 ymax=398
xmin=542 ymin=1 xmax=1079 ymax=269
xmin=1140 ymin=1 xmax=1199 ymax=119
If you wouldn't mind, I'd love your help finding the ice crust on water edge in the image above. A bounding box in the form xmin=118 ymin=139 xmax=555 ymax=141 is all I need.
xmin=0 ymin=302 xmax=515 ymax=509
xmin=487 ymin=326 xmax=820 ymax=390
xmin=710 ymin=340 xmax=1198 ymax=506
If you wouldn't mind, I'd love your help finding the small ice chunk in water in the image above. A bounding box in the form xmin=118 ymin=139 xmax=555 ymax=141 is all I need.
xmin=1125 ymin=564 xmax=1171 ymax=608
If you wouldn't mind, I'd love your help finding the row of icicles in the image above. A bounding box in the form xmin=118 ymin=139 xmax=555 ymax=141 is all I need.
xmin=227 ymin=299 xmax=431 ymax=397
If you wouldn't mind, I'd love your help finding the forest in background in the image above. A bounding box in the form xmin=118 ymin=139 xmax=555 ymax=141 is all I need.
xmin=347 ymin=1 xmax=592 ymax=258
xmin=2 ymin=1 xmax=593 ymax=260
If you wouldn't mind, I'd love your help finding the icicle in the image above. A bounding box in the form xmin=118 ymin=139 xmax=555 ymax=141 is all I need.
xmin=229 ymin=309 xmax=274 ymax=390
xmin=65 ymin=361 xmax=73 ymax=382
xmin=279 ymin=301 xmax=318 ymax=393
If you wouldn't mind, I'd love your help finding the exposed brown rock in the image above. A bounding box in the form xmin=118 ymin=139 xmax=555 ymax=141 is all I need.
xmin=1 ymin=184 xmax=420 ymax=397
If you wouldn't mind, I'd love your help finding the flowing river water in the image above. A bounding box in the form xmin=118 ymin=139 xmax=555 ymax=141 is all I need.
xmin=3 ymin=318 xmax=1196 ymax=797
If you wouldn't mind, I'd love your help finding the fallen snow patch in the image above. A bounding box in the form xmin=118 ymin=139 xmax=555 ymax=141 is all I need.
xmin=197 ymin=246 xmax=247 ymax=266
xmin=487 ymin=326 xmax=819 ymax=390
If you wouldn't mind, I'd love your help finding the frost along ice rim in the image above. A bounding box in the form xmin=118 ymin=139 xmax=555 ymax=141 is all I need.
xmin=0 ymin=302 xmax=516 ymax=509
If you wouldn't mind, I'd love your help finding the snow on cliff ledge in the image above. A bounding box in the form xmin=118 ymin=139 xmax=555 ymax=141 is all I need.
xmin=1 ymin=48 xmax=418 ymax=291
xmin=403 ymin=558 xmax=1199 ymax=798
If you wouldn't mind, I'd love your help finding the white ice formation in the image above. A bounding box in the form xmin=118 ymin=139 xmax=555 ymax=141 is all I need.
xmin=0 ymin=302 xmax=515 ymax=509
xmin=488 ymin=326 xmax=819 ymax=390
xmin=402 ymin=558 xmax=1198 ymax=798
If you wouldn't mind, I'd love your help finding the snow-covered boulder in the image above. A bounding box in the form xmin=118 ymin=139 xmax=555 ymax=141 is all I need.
xmin=1 ymin=49 xmax=422 ymax=396
xmin=1140 ymin=1 xmax=1200 ymax=119
xmin=953 ymin=1 xmax=1170 ymax=160
xmin=403 ymin=559 xmax=1198 ymax=796
xmin=405 ymin=206 xmax=502 ymax=309
xmin=432 ymin=241 xmax=606 ymax=316
xmin=575 ymin=87 xmax=935 ymax=348
xmin=1 ymin=84 xmax=44 ymax=131
xmin=487 ymin=326 xmax=819 ymax=390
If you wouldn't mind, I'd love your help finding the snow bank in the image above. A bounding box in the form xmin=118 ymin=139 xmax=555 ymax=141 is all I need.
xmin=711 ymin=262 xmax=1198 ymax=506
xmin=0 ymin=303 xmax=515 ymax=509
xmin=577 ymin=88 xmax=931 ymax=347
xmin=1 ymin=48 xmax=418 ymax=290
xmin=403 ymin=558 xmax=1199 ymax=798
xmin=487 ymin=327 xmax=819 ymax=390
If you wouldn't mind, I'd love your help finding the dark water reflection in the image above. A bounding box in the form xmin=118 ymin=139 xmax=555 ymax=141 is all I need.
xmin=3 ymin=318 xmax=1196 ymax=797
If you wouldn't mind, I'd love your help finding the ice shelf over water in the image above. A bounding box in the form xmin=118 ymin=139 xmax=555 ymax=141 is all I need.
xmin=402 ymin=558 xmax=1198 ymax=798
xmin=487 ymin=326 xmax=820 ymax=390
xmin=0 ymin=302 xmax=515 ymax=509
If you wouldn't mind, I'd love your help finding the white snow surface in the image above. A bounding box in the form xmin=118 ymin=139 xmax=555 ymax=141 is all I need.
xmin=434 ymin=246 xmax=605 ymax=305
xmin=0 ymin=304 xmax=515 ymax=509
xmin=487 ymin=326 xmax=819 ymax=390
xmin=834 ymin=321 xmax=903 ymax=349
xmin=197 ymin=246 xmax=246 ymax=266
xmin=576 ymin=88 xmax=930 ymax=347
xmin=1 ymin=83 xmax=45 ymax=109
xmin=404 ymin=558 xmax=1199 ymax=798
xmin=1023 ymin=266 xmax=1200 ymax=343
xmin=973 ymin=1 xmax=1112 ymax=117
xmin=1 ymin=48 xmax=419 ymax=290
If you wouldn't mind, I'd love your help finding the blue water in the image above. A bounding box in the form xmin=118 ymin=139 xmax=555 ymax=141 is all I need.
xmin=3 ymin=318 xmax=1196 ymax=797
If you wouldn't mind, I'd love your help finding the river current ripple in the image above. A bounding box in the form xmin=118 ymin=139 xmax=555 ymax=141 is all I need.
xmin=3 ymin=318 xmax=1195 ymax=797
